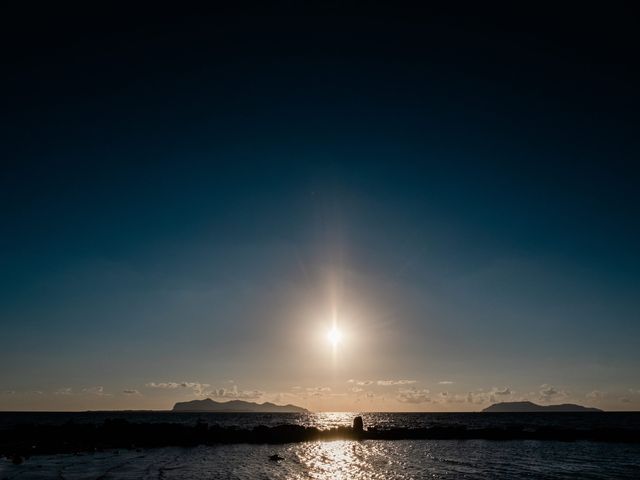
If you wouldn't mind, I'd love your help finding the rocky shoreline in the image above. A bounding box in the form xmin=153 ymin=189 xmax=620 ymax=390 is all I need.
xmin=2 ymin=416 xmax=639 ymax=460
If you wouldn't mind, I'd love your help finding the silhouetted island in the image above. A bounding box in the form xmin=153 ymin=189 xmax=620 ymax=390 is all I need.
xmin=172 ymin=398 xmax=308 ymax=413
xmin=483 ymin=401 xmax=603 ymax=412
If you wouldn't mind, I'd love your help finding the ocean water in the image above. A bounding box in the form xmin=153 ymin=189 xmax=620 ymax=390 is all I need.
xmin=2 ymin=440 xmax=640 ymax=479
xmin=1 ymin=412 xmax=639 ymax=479
xmin=2 ymin=410 xmax=639 ymax=431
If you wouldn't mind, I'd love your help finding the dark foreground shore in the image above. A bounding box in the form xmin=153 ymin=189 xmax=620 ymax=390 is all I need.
xmin=2 ymin=416 xmax=639 ymax=459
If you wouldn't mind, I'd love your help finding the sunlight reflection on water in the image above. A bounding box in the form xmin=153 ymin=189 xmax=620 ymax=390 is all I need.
xmin=309 ymin=411 xmax=354 ymax=429
xmin=298 ymin=441 xmax=371 ymax=480
xmin=2 ymin=440 xmax=640 ymax=479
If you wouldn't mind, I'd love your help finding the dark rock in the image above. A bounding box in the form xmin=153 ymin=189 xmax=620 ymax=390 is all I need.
xmin=353 ymin=416 xmax=364 ymax=433
xmin=0 ymin=416 xmax=638 ymax=456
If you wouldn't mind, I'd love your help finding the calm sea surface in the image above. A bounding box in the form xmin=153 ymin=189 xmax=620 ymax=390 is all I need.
xmin=1 ymin=412 xmax=639 ymax=479
xmin=2 ymin=410 xmax=640 ymax=430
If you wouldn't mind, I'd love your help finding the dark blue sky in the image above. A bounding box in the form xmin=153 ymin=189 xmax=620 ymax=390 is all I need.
xmin=1 ymin=4 xmax=639 ymax=410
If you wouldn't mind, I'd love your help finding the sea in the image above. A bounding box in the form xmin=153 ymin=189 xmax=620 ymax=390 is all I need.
xmin=1 ymin=411 xmax=639 ymax=479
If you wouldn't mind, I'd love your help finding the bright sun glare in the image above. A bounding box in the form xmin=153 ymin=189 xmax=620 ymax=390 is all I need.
xmin=327 ymin=327 xmax=343 ymax=348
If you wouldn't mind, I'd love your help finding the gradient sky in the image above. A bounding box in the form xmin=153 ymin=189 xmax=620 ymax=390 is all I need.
xmin=1 ymin=4 xmax=639 ymax=411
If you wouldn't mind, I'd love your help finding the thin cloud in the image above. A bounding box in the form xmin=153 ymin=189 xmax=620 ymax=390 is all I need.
xmin=493 ymin=387 xmax=512 ymax=396
xmin=396 ymin=388 xmax=431 ymax=404
xmin=349 ymin=379 xmax=416 ymax=386
xmin=306 ymin=387 xmax=331 ymax=396
xmin=377 ymin=380 xmax=417 ymax=386
xmin=347 ymin=379 xmax=374 ymax=386
xmin=292 ymin=387 xmax=333 ymax=399
xmin=465 ymin=389 xmax=503 ymax=405
xmin=586 ymin=390 xmax=606 ymax=400
xmin=146 ymin=382 xmax=210 ymax=396
xmin=466 ymin=392 xmax=487 ymax=404
xmin=146 ymin=382 xmax=180 ymax=389
xmin=438 ymin=381 xmax=454 ymax=385
xmin=438 ymin=392 xmax=467 ymax=404
xmin=208 ymin=385 xmax=264 ymax=400
xmin=539 ymin=384 xmax=568 ymax=402
xmin=82 ymin=386 xmax=110 ymax=396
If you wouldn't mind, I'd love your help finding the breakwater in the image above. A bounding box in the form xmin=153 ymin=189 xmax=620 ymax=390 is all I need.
xmin=2 ymin=416 xmax=639 ymax=459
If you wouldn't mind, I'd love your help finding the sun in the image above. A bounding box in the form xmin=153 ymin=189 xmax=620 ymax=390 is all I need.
xmin=327 ymin=326 xmax=343 ymax=348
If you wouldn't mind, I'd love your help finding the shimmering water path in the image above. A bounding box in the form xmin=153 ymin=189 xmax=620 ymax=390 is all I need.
xmin=2 ymin=440 xmax=639 ymax=479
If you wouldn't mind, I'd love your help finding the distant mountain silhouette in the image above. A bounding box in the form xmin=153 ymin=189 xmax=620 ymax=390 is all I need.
xmin=483 ymin=401 xmax=603 ymax=412
xmin=172 ymin=398 xmax=308 ymax=413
